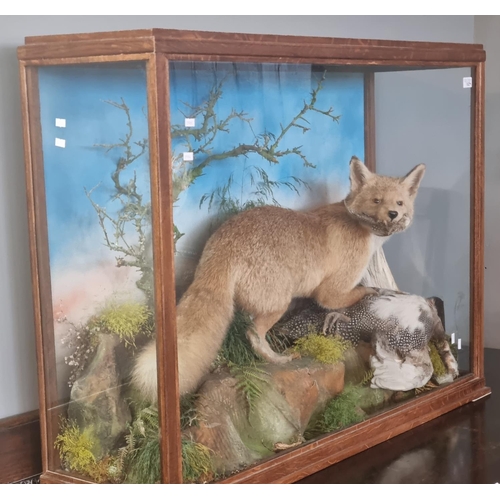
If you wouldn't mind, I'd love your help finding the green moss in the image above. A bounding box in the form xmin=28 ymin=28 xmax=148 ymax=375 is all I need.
xmin=54 ymin=418 xmax=123 ymax=483
xmin=292 ymin=333 xmax=352 ymax=364
xmin=55 ymin=418 xmax=96 ymax=473
xmin=92 ymin=302 xmax=152 ymax=348
xmin=429 ymin=342 xmax=447 ymax=377
xmin=305 ymin=385 xmax=365 ymax=439
xmin=55 ymin=418 xmax=99 ymax=478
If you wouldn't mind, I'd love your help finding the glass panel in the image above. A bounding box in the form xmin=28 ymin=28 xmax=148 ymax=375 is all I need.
xmin=375 ymin=67 xmax=471 ymax=373
xmin=38 ymin=62 xmax=158 ymax=483
xmin=159 ymin=61 xmax=472 ymax=483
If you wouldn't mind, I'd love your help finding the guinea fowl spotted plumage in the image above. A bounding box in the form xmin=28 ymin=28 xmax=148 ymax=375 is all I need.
xmin=277 ymin=290 xmax=440 ymax=356
xmin=273 ymin=288 xmax=459 ymax=390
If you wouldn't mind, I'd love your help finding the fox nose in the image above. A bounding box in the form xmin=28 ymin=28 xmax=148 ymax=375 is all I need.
xmin=388 ymin=211 xmax=398 ymax=221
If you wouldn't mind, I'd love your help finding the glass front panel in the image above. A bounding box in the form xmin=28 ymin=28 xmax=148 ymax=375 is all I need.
xmin=38 ymin=61 xmax=159 ymax=483
xmin=163 ymin=62 xmax=472 ymax=483
xmin=37 ymin=59 xmax=473 ymax=484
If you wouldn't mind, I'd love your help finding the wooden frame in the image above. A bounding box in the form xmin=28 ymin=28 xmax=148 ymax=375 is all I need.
xmin=0 ymin=410 xmax=42 ymax=483
xmin=17 ymin=29 xmax=489 ymax=485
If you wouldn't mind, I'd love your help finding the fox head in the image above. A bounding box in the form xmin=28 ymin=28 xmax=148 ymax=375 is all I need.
xmin=344 ymin=156 xmax=425 ymax=237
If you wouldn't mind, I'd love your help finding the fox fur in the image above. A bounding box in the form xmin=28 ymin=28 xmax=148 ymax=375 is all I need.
xmin=132 ymin=157 xmax=426 ymax=401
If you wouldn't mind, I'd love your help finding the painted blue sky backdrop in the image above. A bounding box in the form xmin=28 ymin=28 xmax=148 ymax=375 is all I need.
xmin=169 ymin=62 xmax=365 ymax=255
xmin=38 ymin=61 xmax=365 ymax=268
xmin=38 ymin=62 xmax=150 ymax=265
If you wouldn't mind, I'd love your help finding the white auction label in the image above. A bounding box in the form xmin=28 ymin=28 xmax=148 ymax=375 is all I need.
xmin=55 ymin=138 xmax=66 ymax=148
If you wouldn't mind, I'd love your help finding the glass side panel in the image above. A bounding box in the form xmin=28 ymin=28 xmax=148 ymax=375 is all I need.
xmin=38 ymin=62 xmax=158 ymax=483
xmin=160 ymin=62 xmax=472 ymax=483
xmin=375 ymin=68 xmax=471 ymax=374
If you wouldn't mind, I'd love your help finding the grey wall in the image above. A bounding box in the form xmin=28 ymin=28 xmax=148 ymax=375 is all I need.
xmin=375 ymin=68 xmax=472 ymax=371
xmin=0 ymin=15 xmax=476 ymax=419
xmin=475 ymin=16 xmax=500 ymax=350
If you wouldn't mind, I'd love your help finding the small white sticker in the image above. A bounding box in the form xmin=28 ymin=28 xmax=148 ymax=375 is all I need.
xmin=463 ymin=77 xmax=473 ymax=88
xmin=183 ymin=152 xmax=194 ymax=161
xmin=55 ymin=118 xmax=66 ymax=128
xmin=451 ymin=333 xmax=455 ymax=344
xmin=458 ymin=338 xmax=462 ymax=350
xmin=184 ymin=118 xmax=195 ymax=128
xmin=55 ymin=138 xmax=66 ymax=148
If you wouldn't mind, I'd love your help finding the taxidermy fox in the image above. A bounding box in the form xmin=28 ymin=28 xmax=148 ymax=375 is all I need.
xmin=132 ymin=157 xmax=426 ymax=401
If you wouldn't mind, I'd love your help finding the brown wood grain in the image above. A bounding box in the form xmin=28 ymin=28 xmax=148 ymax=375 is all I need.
xmin=25 ymin=29 xmax=155 ymax=44
xmin=21 ymin=53 xmax=152 ymax=67
xmin=155 ymin=54 xmax=481 ymax=71
xmin=18 ymin=63 xmax=58 ymax=476
xmin=148 ymin=54 xmax=183 ymax=484
xmin=155 ymin=39 xmax=485 ymax=64
xmin=18 ymin=37 xmax=155 ymax=60
xmin=19 ymin=30 xmax=485 ymax=68
xmin=25 ymin=28 xmax=484 ymax=52
xmin=364 ymin=72 xmax=376 ymax=171
xmin=151 ymin=28 xmax=484 ymax=52
xmin=0 ymin=410 xmax=41 ymax=483
xmin=470 ymin=62 xmax=486 ymax=380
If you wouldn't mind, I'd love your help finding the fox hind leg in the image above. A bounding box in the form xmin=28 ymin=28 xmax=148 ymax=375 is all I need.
xmin=247 ymin=310 xmax=295 ymax=364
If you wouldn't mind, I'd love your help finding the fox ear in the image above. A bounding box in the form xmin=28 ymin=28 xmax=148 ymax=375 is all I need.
xmin=401 ymin=163 xmax=426 ymax=196
xmin=349 ymin=156 xmax=373 ymax=191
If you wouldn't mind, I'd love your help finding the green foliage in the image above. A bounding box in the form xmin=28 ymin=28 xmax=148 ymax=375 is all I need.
xmin=359 ymin=368 xmax=375 ymax=387
xmin=181 ymin=440 xmax=215 ymax=484
xmin=305 ymin=385 xmax=365 ymax=439
xmin=229 ymin=363 xmax=271 ymax=414
xmin=124 ymin=435 xmax=161 ymax=484
xmin=116 ymin=405 xmax=214 ymax=483
xmin=91 ymin=302 xmax=153 ymax=348
xmin=115 ymin=406 xmax=161 ymax=483
xmin=429 ymin=341 xmax=447 ymax=377
xmin=292 ymin=333 xmax=352 ymax=364
xmin=55 ymin=418 xmax=97 ymax=474
xmin=214 ymin=310 xmax=260 ymax=367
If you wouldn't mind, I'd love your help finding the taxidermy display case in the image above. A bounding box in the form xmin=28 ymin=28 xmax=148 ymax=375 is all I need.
xmin=17 ymin=29 xmax=490 ymax=484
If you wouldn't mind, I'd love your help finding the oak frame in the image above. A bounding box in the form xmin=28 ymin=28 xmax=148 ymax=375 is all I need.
xmin=17 ymin=28 xmax=489 ymax=484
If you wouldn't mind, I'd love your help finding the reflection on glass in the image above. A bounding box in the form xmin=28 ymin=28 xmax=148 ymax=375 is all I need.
xmin=37 ymin=60 xmax=471 ymax=484
xmin=39 ymin=62 xmax=158 ymax=483
xmin=162 ymin=63 xmax=468 ymax=482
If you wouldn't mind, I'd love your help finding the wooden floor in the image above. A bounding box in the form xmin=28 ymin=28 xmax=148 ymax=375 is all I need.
xmin=298 ymin=348 xmax=500 ymax=484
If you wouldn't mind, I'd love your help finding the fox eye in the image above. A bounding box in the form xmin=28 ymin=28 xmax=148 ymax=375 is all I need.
xmin=373 ymin=198 xmax=381 ymax=204
xmin=397 ymin=201 xmax=403 ymax=206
